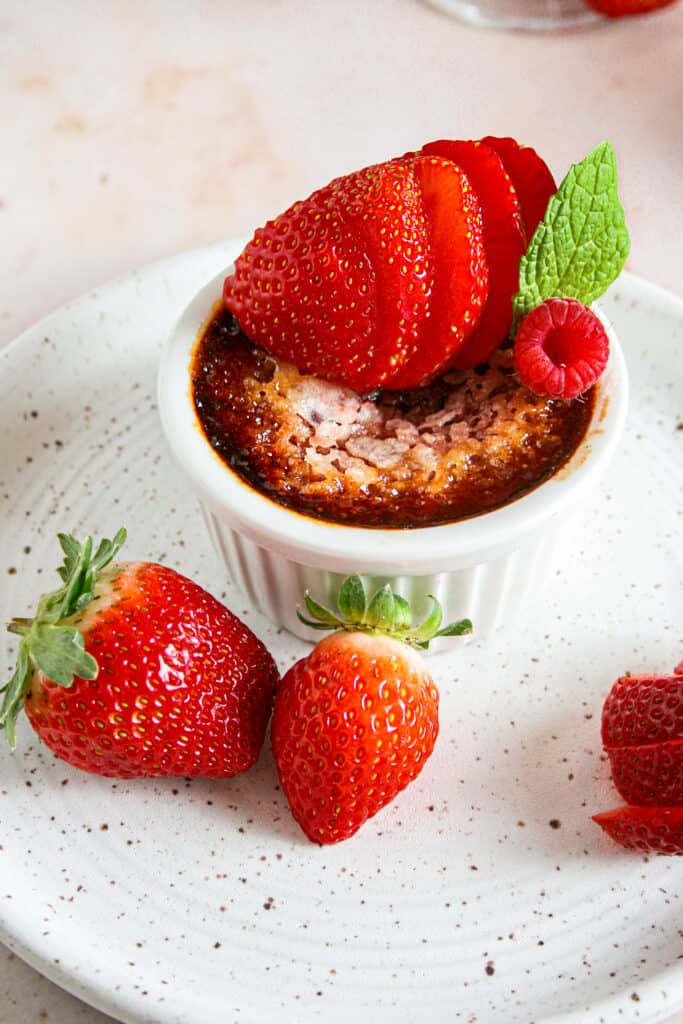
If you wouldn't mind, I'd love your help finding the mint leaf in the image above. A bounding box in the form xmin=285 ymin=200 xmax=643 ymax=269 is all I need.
xmin=512 ymin=141 xmax=630 ymax=331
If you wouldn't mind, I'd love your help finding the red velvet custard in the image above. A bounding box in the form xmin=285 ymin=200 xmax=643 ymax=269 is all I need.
xmin=191 ymin=307 xmax=595 ymax=529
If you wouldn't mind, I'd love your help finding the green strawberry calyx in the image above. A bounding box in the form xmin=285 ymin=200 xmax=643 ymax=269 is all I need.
xmin=297 ymin=574 xmax=472 ymax=650
xmin=1 ymin=527 xmax=127 ymax=749
xmin=511 ymin=139 xmax=630 ymax=335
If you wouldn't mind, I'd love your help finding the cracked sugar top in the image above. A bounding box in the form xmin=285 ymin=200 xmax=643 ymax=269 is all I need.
xmin=191 ymin=306 xmax=595 ymax=529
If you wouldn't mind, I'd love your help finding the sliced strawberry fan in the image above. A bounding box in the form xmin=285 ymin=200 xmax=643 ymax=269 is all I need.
xmin=601 ymin=663 xmax=683 ymax=806
xmin=388 ymin=153 xmax=489 ymax=388
xmin=225 ymin=137 xmax=627 ymax=402
xmin=224 ymin=193 xmax=380 ymax=391
xmin=596 ymin=662 xmax=683 ymax=852
xmin=327 ymin=163 xmax=432 ymax=387
xmin=480 ymin=135 xmax=556 ymax=240
xmin=420 ymin=138 xmax=526 ymax=370
xmin=224 ymin=156 xmax=490 ymax=392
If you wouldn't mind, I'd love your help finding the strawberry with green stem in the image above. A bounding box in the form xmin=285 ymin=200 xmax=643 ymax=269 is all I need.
xmin=2 ymin=529 xmax=279 ymax=777
xmin=271 ymin=575 xmax=472 ymax=845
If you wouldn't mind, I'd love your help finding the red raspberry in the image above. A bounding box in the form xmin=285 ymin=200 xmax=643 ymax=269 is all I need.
xmin=513 ymin=298 xmax=609 ymax=400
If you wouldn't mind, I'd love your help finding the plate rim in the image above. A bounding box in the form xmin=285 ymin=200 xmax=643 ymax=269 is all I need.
xmin=1 ymin=243 xmax=682 ymax=1024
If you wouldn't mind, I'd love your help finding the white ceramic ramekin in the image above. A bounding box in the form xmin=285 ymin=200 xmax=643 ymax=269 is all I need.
xmin=158 ymin=269 xmax=628 ymax=645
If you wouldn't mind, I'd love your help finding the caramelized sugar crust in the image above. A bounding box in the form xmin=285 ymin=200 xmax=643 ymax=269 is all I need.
xmin=192 ymin=309 xmax=594 ymax=529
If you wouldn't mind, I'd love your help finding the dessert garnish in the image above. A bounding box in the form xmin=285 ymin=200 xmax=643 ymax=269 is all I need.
xmin=223 ymin=155 xmax=489 ymax=392
xmin=419 ymin=139 xmax=528 ymax=373
xmin=223 ymin=137 xmax=629 ymax=402
xmin=1 ymin=529 xmax=279 ymax=776
xmin=593 ymin=662 xmax=683 ymax=854
xmin=513 ymin=297 xmax=609 ymax=399
xmin=510 ymin=140 xmax=629 ymax=397
xmin=270 ymin=575 xmax=472 ymax=844
xmin=196 ymin=137 xmax=631 ymax=529
xmin=480 ymin=135 xmax=557 ymax=239
xmin=511 ymin=141 xmax=630 ymax=332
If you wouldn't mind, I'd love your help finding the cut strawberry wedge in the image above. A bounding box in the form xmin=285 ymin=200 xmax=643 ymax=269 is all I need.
xmin=387 ymin=154 xmax=488 ymax=389
xmin=331 ymin=162 xmax=432 ymax=388
xmin=481 ymin=136 xmax=556 ymax=239
xmin=593 ymin=805 xmax=683 ymax=854
xmin=421 ymin=139 xmax=526 ymax=369
xmin=224 ymin=196 xmax=380 ymax=391
xmin=608 ymin=738 xmax=683 ymax=805
xmin=602 ymin=669 xmax=683 ymax=747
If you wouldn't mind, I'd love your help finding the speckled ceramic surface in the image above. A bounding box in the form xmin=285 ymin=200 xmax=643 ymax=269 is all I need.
xmin=0 ymin=243 xmax=681 ymax=1024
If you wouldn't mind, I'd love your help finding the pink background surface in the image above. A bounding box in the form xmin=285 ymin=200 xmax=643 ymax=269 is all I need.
xmin=1 ymin=1 xmax=681 ymax=1021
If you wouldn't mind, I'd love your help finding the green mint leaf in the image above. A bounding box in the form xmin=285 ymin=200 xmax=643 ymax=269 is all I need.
xmin=337 ymin=575 xmax=366 ymax=623
xmin=29 ymin=624 xmax=98 ymax=687
xmin=512 ymin=141 xmax=630 ymax=331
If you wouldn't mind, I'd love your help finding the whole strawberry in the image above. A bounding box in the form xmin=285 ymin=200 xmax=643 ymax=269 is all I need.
xmin=271 ymin=576 xmax=471 ymax=844
xmin=1 ymin=529 xmax=279 ymax=777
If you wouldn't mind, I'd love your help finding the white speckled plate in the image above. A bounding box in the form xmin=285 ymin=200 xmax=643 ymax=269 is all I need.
xmin=0 ymin=244 xmax=682 ymax=1024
